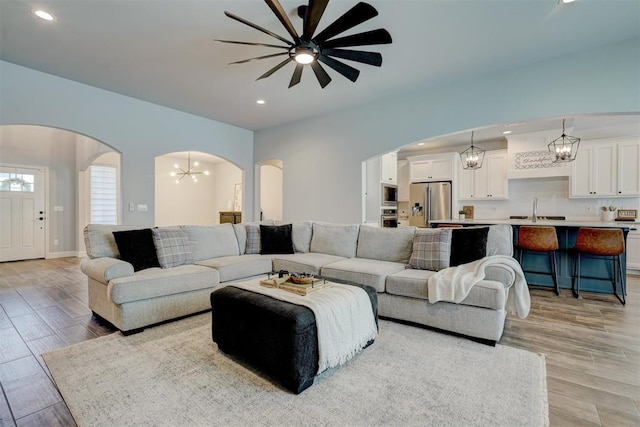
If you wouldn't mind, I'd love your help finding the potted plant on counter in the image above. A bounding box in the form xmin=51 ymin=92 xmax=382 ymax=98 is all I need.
xmin=458 ymin=209 xmax=466 ymax=220
xmin=601 ymin=206 xmax=616 ymax=222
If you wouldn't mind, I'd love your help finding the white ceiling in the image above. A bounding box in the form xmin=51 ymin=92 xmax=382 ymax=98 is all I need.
xmin=0 ymin=0 xmax=638 ymax=133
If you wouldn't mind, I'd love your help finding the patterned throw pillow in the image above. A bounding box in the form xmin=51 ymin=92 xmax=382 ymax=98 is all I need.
xmin=409 ymin=228 xmax=452 ymax=271
xmin=245 ymin=224 xmax=261 ymax=255
xmin=152 ymin=227 xmax=194 ymax=269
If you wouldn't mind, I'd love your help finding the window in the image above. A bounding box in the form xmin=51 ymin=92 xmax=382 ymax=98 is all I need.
xmin=0 ymin=173 xmax=35 ymax=192
xmin=90 ymin=165 xmax=118 ymax=224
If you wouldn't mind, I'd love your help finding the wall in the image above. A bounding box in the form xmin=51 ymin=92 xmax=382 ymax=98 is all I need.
xmin=254 ymin=38 xmax=640 ymax=223
xmin=212 ymin=161 xmax=243 ymax=219
xmin=0 ymin=60 xmax=254 ymax=230
xmin=155 ymin=155 xmax=219 ymax=226
xmin=260 ymin=164 xmax=283 ymax=221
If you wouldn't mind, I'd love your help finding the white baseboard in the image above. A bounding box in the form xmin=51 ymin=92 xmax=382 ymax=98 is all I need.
xmin=46 ymin=251 xmax=82 ymax=259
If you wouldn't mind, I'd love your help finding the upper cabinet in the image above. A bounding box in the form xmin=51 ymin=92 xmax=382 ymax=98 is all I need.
xmin=407 ymin=153 xmax=454 ymax=182
xmin=570 ymin=138 xmax=640 ymax=198
xmin=457 ymin=150 xmax=508 ymax=200
xmin=380 ymin=151 xmax=397 ymax=184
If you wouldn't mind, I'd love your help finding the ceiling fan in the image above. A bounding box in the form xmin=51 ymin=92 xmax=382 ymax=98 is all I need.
xmin=216 ymin=0 xmax=392 ymax=88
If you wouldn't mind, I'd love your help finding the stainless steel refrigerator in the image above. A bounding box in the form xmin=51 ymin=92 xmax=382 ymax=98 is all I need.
xmin=409 ymin=181 xmax=452 ymax=227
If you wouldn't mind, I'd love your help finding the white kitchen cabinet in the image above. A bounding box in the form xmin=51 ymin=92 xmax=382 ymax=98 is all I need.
xmin=380 ymin=151 xmax=397 ymax=184
xmin=457 ymin=150 xmax=508 ymax=200
xmin=570 ymin=138 xmax=640 ymax=198
xmin=397 ymin=159 xmax=410 ymax=201
xmin=570 ymin=141 xmax=617 ymax=197
xmin=627 ymin=228 xmax=640 ymax=271
xmin=617 ymin=141 xmax=640 ymax=196
xmin=408 ymin=154 xmax=454 ymax=182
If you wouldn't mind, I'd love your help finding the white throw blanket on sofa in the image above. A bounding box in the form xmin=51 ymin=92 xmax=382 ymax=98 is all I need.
xmin=427 ymin=255 xmax=531 ymax=318
xmin=230 ymin=281 xmax=378 ymax=373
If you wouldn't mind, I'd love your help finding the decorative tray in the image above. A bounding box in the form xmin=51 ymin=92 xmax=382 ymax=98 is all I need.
xmin=260 ymin=274 xmax=330 ymax=296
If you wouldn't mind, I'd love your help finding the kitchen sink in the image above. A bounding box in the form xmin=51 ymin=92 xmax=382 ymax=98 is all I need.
xmin=509 ymin=215 xmax=566 ymax=220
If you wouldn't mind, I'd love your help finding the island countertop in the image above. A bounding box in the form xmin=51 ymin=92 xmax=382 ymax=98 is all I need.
xmin=430 ymin=218 xmax=637 ymax=230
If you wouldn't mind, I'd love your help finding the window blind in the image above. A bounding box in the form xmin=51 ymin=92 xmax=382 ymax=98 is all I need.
xmin=90 ymin=165 xmax=118 ymax=224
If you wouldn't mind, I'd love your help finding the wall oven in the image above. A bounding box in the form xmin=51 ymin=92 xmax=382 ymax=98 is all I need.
xmin=381 ymin=208 xmax=398 ymax=228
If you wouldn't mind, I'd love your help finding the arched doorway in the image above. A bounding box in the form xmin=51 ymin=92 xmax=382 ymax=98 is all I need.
xmin=155 ymin=152 xmax=243 ymax=226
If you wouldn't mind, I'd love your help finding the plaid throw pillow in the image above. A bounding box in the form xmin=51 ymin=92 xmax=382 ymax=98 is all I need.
xmin=245 ymin=224 xmax=261 ymax=255
xmin=409 ymin=228 xmax=452 ymax=271
xmin=152 ymin=227 xmax=193 ymax=269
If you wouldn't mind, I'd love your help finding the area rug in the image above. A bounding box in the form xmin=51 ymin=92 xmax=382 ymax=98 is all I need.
xmin=43 ymin=314 xmax=548 ymax=426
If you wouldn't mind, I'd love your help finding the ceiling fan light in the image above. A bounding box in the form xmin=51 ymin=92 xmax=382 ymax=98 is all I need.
xmin=294 ymin=47 xmax=316 ymax=64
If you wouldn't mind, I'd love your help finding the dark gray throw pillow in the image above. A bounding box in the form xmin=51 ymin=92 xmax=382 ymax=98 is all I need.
xmin=112 ymin=228 xmax=160 ymax=272
xmin=260 ymin=224 xmax=294 ymax=255
xmin=449 ymin=227 xmax=489 ymax=267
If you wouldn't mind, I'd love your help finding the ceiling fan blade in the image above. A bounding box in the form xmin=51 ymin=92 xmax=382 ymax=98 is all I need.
xmin=310 ymin=61 xmax=332 ymax=88
xmin=257 ymin=57 xmax=293 ymax=80
xmin=318 ymin=55 xmax=360 ymax=82
xmin=289 ymin=64 xmax=304 ymax=88
xmin=264 ymin=0 xmax=299 ymax=41
xmin=229 ymin=52 xmax=289 ymax=65
xmin=322 ymin=28 xmax=392 ymax=49
xmin=303 ymin=0 xmax=330 ymax=40
xmin=314 ymin=2 xmax=378 ymax=43
xmin=322 ymin=48 xmax=382 ymax=66
xmin=215 ymin=39 xmax=290 ymax=50
xmin=224 ymin=11 xmax=293 ymax=46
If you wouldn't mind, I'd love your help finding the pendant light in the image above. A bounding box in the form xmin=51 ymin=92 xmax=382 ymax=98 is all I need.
xmin=170 ymin=152 xmax=209 ymax=183
xmin=548 ymin=119 xmax=580 ymax=163
xmin=459 ymin=131 xmax=485 ymax=170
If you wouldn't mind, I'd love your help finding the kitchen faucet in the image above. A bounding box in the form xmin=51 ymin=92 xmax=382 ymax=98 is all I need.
xmin=532 ymin=197 xmax=538 ymax=223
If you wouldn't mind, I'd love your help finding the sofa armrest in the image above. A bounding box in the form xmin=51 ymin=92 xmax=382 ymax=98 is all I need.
xmin=484 ymin=264 xmax=516 ymax=289
xmin=80 ymin=257 xmax=134 ymax=284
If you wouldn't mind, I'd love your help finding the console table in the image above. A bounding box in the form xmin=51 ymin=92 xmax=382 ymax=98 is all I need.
xmin=219 ymin=211 xmax=242 ymax=224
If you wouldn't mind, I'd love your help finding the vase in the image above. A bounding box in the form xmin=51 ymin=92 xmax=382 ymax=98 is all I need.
xmin=600 ymin=211 xmax=615 ymax=222
xmin=459 ymin=214 xmax=466 ymax=221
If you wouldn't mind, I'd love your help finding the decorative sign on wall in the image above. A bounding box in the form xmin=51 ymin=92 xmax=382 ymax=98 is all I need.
xmin=514 ymin=151 xmax=566 ymax=170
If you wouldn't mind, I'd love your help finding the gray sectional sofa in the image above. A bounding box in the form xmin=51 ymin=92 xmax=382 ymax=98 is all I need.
xmin=81 ymin=221 xmax=517 ymax=343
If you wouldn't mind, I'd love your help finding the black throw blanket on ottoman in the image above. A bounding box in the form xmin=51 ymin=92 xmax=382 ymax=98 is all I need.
xmin=210 ymin=284 xmax=378 ymax=394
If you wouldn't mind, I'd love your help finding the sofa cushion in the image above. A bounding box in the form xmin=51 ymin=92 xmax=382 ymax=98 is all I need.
xmin=271 ymin=253 xmax=346 ymax=276
xmin=260 ymin=224 xmax=294 ymax=255
xmin=245 ymin=225 xmax=261 ymax=254
xmin=356 ymin=226 xmax=416 ymax=263
xmin=108 ymin=264 xmax=220 ymax=304
xmin=385 ymin=269 xmax=506 ymax=310
xmin=152 ymin=227 xmax=193 ymax=268
xmin=409 ymin=228 xmax=452 ymax=271
xmin=450 ymin=227 xmax=489 ymax=266
xmin=195 ymin=254 xmax=273 ymax=283
xmin=112 ymin=229 xmax=160 ymax=272
xmin=275 ymin=221 xmax=313 ymax=253
xmin=182 ymin=224 xmax=240 ymax=261
xmin=310 ymin=222 xmax=359 ymax=258
xmin=84 ymin=224 xmax=146 ymax=259
xmin=233 ymin=221 xmax=274 ymax=255
xmin=320 ymin=258 xmax=407 ymax=293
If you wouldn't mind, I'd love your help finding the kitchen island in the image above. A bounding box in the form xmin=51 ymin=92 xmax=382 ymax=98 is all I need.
xmin=431 ymin=218 xmax=637 ymax=296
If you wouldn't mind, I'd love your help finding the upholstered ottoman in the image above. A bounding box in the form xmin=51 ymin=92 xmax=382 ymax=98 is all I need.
xmin=210 ymin=283 xmax=377 ymax=394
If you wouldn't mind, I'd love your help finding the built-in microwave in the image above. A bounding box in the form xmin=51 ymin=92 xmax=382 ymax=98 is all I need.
xmin=381 ymin=183 xmax=398 ymax=206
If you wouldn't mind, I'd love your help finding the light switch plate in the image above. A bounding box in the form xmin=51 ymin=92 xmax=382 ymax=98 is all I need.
xmin=137 ymin=204 xmax=148 ymax=212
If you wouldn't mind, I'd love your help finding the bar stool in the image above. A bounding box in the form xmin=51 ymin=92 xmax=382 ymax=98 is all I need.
xmin=572 ymin=227 xmax=625 ymax=305
xmin=517 ymin=226 xmax=560 ymax=295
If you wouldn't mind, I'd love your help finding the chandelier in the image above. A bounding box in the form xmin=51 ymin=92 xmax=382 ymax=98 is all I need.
xmin=170 ymin=152 xmax=209 ymax=183
xmin=459 ymin=131 xmax=485 ymax=170
xmin=548 ymin=119 xmax=580 ymax=163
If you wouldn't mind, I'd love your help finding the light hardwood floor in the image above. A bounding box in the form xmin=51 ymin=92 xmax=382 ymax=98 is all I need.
xmin=0 ymin=257 xmax=638 ymax=426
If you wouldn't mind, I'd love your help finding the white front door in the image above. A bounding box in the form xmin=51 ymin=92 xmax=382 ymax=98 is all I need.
xmin=0 ymin=166 xmax=46 ymax=262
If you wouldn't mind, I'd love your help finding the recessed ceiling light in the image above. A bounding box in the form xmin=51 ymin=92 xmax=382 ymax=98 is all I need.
xmin=256 ymin=99 xmax=266 ymax=105
xmin=502 ymin=130 xmax=512 ymax=135
xmin=559 ymin=0 xmax=576 ymax=4
xmin=34 ymin=9 xmax=55 ymax=21
xmin=417 ymin=142 xmax=425 ymax=146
